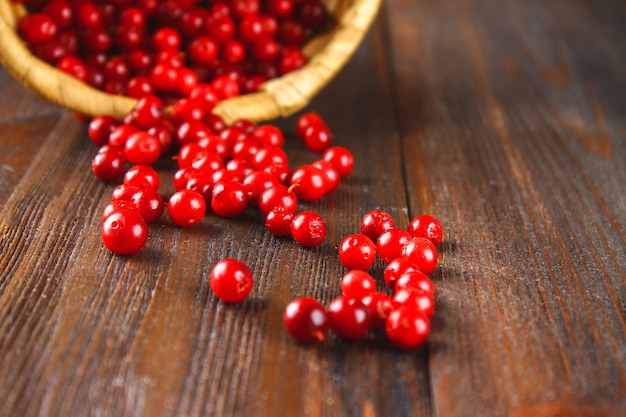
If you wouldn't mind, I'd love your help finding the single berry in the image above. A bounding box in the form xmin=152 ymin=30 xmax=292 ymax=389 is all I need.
xmin=291 ymin=211 xmax=326 ymax=248
xmin=393 ymin=287 xmax=435 ymax=318
xmin=384 ymin=257 xmax=420 ymax=290
xmin=265 ymin=208 xmax=294 ymax=237
xmin=338 ymin=234 xmax=377 ymax=270
xmin=283 ymin=297 xmax=329 ymax=343
xmin=407 ymin=214 xmax=443 ymax=245
xmin=340 ymin=270 xmax=376 ymax=300
xmin=377 ymin=228 xmax=412 ymax=263
xmin=361 ymin=292 xmax=394 ymax=329
xmin=385 ymin=307 xmax=431 ymax=350
xmin=101 ymin=209 xmax=148 ymax=255
xmin=395 ymin=271 xmax=435 ymax=299
xmin=211 ymin=181 xmax=248 ymax=217
xmin=360 ymin=209 xmax=395 ymax=241
xmin=326 ymin=296 xmax=372 ymax=340
xmin=322 ymin=146 xmax=354 ymax=178
xmin=210 ymin=259 xmax=254 ymax=303
xmin=402 ymin=237 xmax=438 ymax=275
xmin=258 ymin=184 xmax=298 ymax=216
xmin=167 ymin=189 xmax=206 ymax=227
xmin=289 ymin=164 xmax=327 ymax=202
xmin=130 ymin=190 xmax=164 ymax=223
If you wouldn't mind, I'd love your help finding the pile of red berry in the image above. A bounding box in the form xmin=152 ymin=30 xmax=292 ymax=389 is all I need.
xmin=284 ymin=212 xmax=442 ymax=349
xmin=15 ymin=0 xmax=330 ymax=98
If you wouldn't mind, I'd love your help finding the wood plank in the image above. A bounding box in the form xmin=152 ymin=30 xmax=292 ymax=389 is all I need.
xmin=385 ymin=0 xmax=626 ymax=416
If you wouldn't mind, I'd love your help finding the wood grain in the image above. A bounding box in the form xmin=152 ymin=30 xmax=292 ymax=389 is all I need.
xmin=1 ymin=1 xmax=625 ymax=417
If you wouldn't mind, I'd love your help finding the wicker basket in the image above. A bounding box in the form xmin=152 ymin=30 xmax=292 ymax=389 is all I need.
xmin=0 ymin=0 xmax=381 ymax=123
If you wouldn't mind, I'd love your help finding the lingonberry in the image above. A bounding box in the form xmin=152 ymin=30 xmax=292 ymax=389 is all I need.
xmin=43 ymin=0 xmax=73 ymax=29
xmin=383 ymin=257 xmax=420 ymax=290
xmin=188 ymin=36 xmax=219 ymax=65
xmin=167 ymin=189 xmax=206 ymax=227
xmin=210 ymin=259 xmax=254 ymax=303
xmin=102 ymin=200 xmax=137 ymax=222
xmin=407 ymin=214 xmax=443 ymax=246
xmin=311 ymin=160 xmax=340 ymax=193
xmin=231 ymin=139 xmax=262 ymax=163
xmin=385 ymin=307 xmax=431 ymax=350
xmin=226 ymin=159 xmax=254 ymax=178
xmin=186 ymin=172 xmax=214 ymax=203
xmin=296 ymin=112 xmax=324 ymax=138
xmin=264 ymin=208 xmax=294 ymax=237
xmin=124 ymin=165 xmax=160 ymax=191
xmin=396 ymin=271 xmax=435 ymax=299
xmin=338 ymin=234 xmax=377 ymax=271
xmin=211 ymin=168 xmax=245 ymax=185
xmin=130 ymin=189 xmax=165 ymax=223
xmin=19 ymin=13 xmax=58 ymax=45
xmin=111 ymin=184 xmax=144 ymax=202
xmin=108 ymin=124 xmax=139 ymax=147
xmin=278 ymin=49 xmax=306 ymax=75
xmin=250 ymin=125 xmax=285 ymax=147
xmin=258 ymin=184 xmax=298 ymax=216
xmin=360 ymin=209 xmax=395 ymax=241
xmin=170 ymin=98 xmax=205 ymax=123
xmin=101 ymin=209 xmax=148 ymax=255
xmin=92 ymin=147 xmax=126 ymax=182
xmin=340 ymin=270 xmax=376 ymax=300
xmin=243 ymin=170 xmax=280 ymax=206
xmin=263 ymin=163 xmax=291 ymax=185
xmin=211 ymin=181 xmax=248 ymax=217
xmin=126 ymin=76 xmax=154 ymax=98
xmin=402 ymin=237 xmax=438 ymax=275
xmin=290 ymin=211 xmax=326 ymax=248
xmin=322 ymin=146 xmax=354 ymax=178
xmin=283 ymin=297 xmax=329 ymax=343
xmin=393 ymin=287 xmax=435 ymax=318
xmin=326 ymin=296 xmax=372 ymax=340
xmin=150 ymin=62 xmax=179 ymax=92
xmin=88 ymin=115 xmax=117 ymax=147
xmin=302 ymin=123 xmax=332 ymax=153
xmin=56 ymin=56 xmax=88 ymax=82
xmin=252 ymin=146 xmax=289 ymax=170
xmin=231 ymin=119 xmax=257 ymax=136
xmin=176 ymin=120 xmax=213 ymax=146
xmin=191 ymin=151 xmax=224 ymax=172
xmin=376 ymin=228 xmax=412 ymax=263
xmin=211 ymin=75 xmax=240 ymax=99
xmin=124 ymin=131 xmax=161 ymax=166
xmin=189 ymin=84 xmax=218 ymax=112
xmin=361 ymin=292 xmax=394 ymax=330
xmin=289 ymin=164 xmax=327 ymax=202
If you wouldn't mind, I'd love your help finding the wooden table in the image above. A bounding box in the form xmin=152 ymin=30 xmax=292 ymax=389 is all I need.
xmin=1 ymin=0 xmax=625 ymax=416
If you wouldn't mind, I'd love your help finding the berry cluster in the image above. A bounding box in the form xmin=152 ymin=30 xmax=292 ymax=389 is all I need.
xmin=91 ymin=99 xmax=353 ymax=254
xmin=15 ymin=0 xmax=330 ymax=98
xmin=283 ymin=212 xmax=442 ymax=350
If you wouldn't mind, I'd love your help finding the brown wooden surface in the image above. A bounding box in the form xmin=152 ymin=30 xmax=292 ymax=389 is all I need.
xmin=1 ymin=0 xmax=625 ymax=416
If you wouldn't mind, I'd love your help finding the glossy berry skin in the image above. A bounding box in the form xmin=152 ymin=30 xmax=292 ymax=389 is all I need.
xmin=302 ymin=123 xmax=332 ymax=153
xmin=311 ymin=160 xmax=340 ymax=193
xmin=360 ymin=209 xmax=395 ymax=241
xmin=385 ymin=307 xmax=431 ymax=350
xmin=402 ymin=237 xmax=438 ymax=275
xmin=340 ymin=270 xmax=376 ymax=300
xmin=124 ymin=131 xmax=161 ymax=166
xmin=130 ymin=190 xmax=164 ymax=223
xmin=258 ymin=184 xmax=298 ymax=216
xmin=124 ymin=165 xmax=160 ymax=191
xmin=211 ymin=181 xmax=247 ymax=217
xmin=383 ymin=257 xmax=420 ymax=290
xmin=338 ymin=234 xmax=376 ymax=271
xmin=101 ymin=209 xmax=148 ymax=255
xmin=290 ymin=211 xmax=326 ymax=248
xmin=376 ymin=228 xmax=413 ymax=263
xmin=296 ymin=112 xmax=324 ymax=138
xmin=92 ymin=148 xmax=126 ymax=182
xmin=361 ymin=292 xmax=394 ymax=329
xmin=19 ymin=14 xmax=57 ymax=45
xmin=322 ymin=146 xmax=354 ymax=178
xmin=408 ymin=214 xmax=443 ymax=246
xmin=167 ymin=189 xmax=206 ymax=227
xmin=326 ymin=296 xmax=372 ymax=340
xmin=396 ymin=270 xmax=435 ymax=299
xmin=283 ymin=297 xmax=329 ymax=343
xmin=210 ymin=259 xmax=254 ymax=303
xmin=289 ymin=165 xmax=327 ymax=202
xmin=393 ymin=287 xmax=435 ymax=318
xmin=88 ymin=115 xmax=117 ymax=147
xmin=265 ymin=208 xmax=294 ymax=237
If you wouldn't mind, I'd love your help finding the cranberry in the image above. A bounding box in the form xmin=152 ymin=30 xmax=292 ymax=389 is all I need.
xmin=290 ymin=211 xmax=326 ymax=248
xmin=393 ymin=287 xmax=435 ymax=318
xmin=133 ymin=96 xmax=164 ymax=129
xmin=408 ymin=214 xmax=443 ymax=246
xmin=283 ymin=297 xmax=328 ymax=343
xmin=360 ymin=209 xmax=395 ymax=241
xmin=130 ymin=190 xmax=165 ymax=223
xmin=211 ymin=181 xmax=248 ymax=217
xmin=402 ymin=237 xmax=438 ymax=275
xmin=243 ymin=170 xmax=279 ymax=206
xmin=377 ymin=228 xmax=412 ymax=263
xmin=167 ymin=189 xmax=206 ymax=227
xmin=396 ymin=271 xmax=435 ymax=299
xmin=322 ymin=146 xmax=354 ymax=178
xmin=250 ymin=125 xmax=284 ymax=147
xmin=338 ymin=234 xmax=376 ymax=271
xmin=296 ymin=112 xmax=323 ymax=139
xmin=340 ymin=270 xmax=376 ymax=300
xmin=289 ymin=164 xmax=327 ymax=202
xmin=124 ymin=165 xmax=160 ymax=191
xmin=19 ymin=13 xmax=57 ymax=45
xmin=124 ymin=131 xmax=161 ymax=166
xmin=383 ymin=257 xmax=420 ymax=290
xmin=264 ymin=208 xmax=294 ymax=237
xmin=326 ymin=296 xmax=371 ymax=340
xmin=88 ymin=115 xmax=117 ymax=147
xmin=385 ymin=307 xmax=430 ymax=350
xmin=111 ymin=184 xmax=144 ymax=202
xmin=258 ymin=184 xmax=298 ymax=216
xmin=302 ymin=123 xmax=332 ymax=153
xmin=102 ymin=200 xmax=137 ymax=222
xmin=210 ymin=259 xmax=254 ymax=303
xmin=311 ymin=160 xmax=340 ymax=193
xmin=101 ymin=209 xmax=148 ymax=255
xmin=361 ymin=293 xmax=394 ymax=329
xmin=92 ymin=147 xmax=126 ymax=182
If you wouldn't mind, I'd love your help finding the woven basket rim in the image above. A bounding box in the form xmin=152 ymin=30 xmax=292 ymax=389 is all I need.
xmin=0 ymin=0 xmax=381 ymax=123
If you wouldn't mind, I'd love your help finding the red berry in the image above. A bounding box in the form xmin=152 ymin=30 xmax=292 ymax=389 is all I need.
xmin=377 ymin=228 xmax=412 ymax=263
xmin=130 ymin=190 xmax=164 ymax=223
xmin=92 ymin=148 xmax=126 ymax=181
xmin=385 ymin=307 xmax=430 ymax=350
xmin=167 ymin=189 xmax=206 ymax=227
xmin=340 ymin=270 xmax=376 ymax=300
xmin=322 ymin=146 xmax=354 ymax=178
xmin=19 ymin=13 xmax=57 ymax=45
xmin=302 ymin=123 xmax=332 ymax=152
xmin=289 ymin=164 xmax=327 ymax=202
xmin=361 ymin=292 xmax=394 ymax=329
xmin=311 ymin=160 xmax=340 ymax=193
xmin=210 ymin=259 xmax=254 ymax=303
xmin=383 ymin=257 xmax=420 ymax=290
xmin=296 ymin=111 xmax=324 ymax=138
xmin=326 ymin=296 xmax=371 ymax=340
xmin=393 ymin=287 xmax=435 ymax=318
xmin=101 ymin=209 xmax=148 ymax=255
xmin=88 ymin=115 xmax=117 ymax=147
xmin=338 ymin=234 xmax=376 ymax=270
xmin=408 ymin=214 xmax=443 ymax=246
xmin=124 ymin=165 xmax=160 ymax=191
xmin=402 ymin=237 xmax=438 ymax=275
xmin=102 ymin=200 xmax=137 ymax=222
xmin=250 ymin=125 xmax=284 ymax=147
xmin=283 ymin=297 xmax=328 ymax=343
xmin=265 ymin=208 xmax=294 ymax=237
xmin=396 ymin=271 xmax=435 ymax=299
xmin=360 ymin=209 xmax=395 ymax=241
xmin=258 ymin=184 xmax=298 ymax=216
xmin=243 ymin=170 xmax=280 ymax=206
xmin=290 ymin=211 xmax=326 ymax=248
xmin=211 ymin=181 xmax=247 ymax=217
xmin=124 ymin=131 xmax=161 ymax=166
